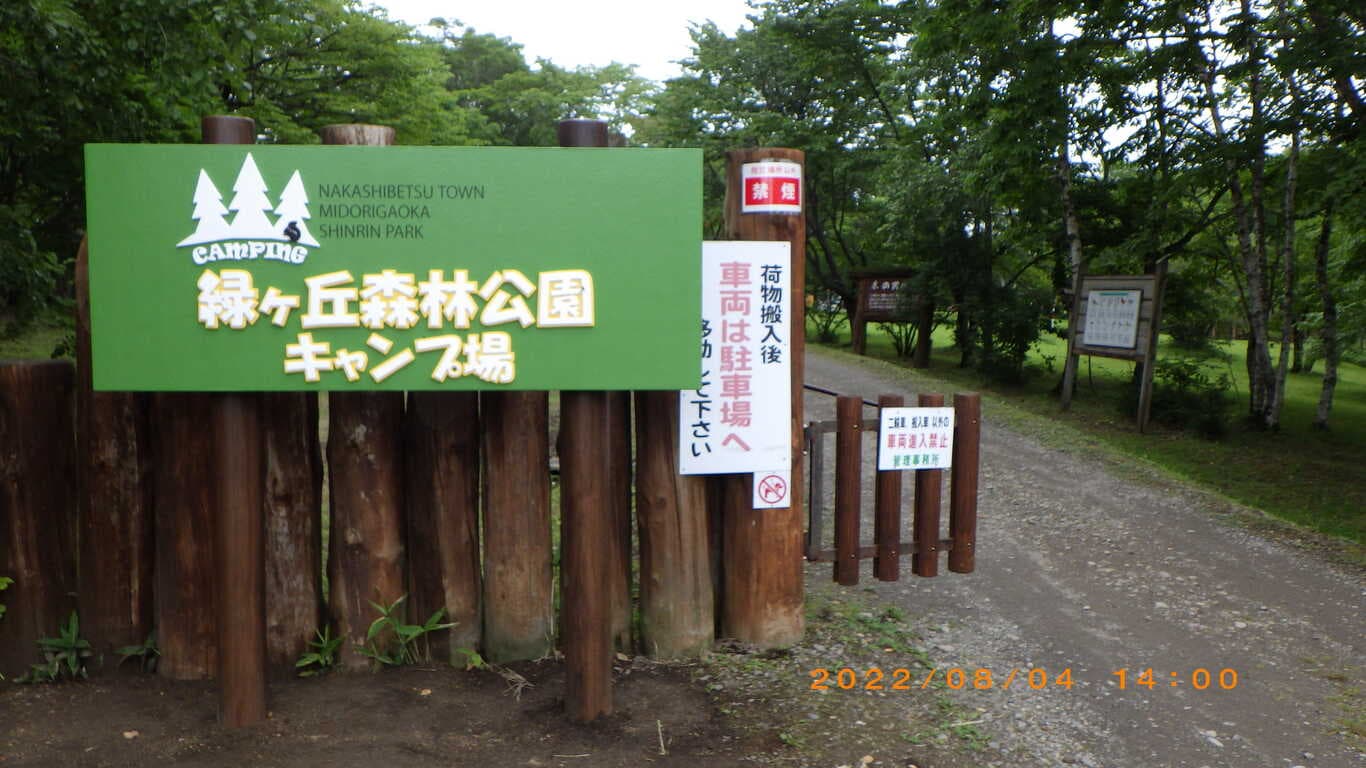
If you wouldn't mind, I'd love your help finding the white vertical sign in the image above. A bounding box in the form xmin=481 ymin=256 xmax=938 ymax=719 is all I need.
xmin=680 ymin=241 xmax=791 ymax=476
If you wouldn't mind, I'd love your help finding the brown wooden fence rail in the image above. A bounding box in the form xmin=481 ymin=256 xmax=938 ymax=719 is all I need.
xmin=804 ymin=389 xmax=981 ymax=584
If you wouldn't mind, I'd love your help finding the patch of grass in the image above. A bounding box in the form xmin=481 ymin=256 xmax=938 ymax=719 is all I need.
xmin=0 ymin=318 xmax=69 ymax=360
xmin=825 ymin=322 xmax=1366 ymax=545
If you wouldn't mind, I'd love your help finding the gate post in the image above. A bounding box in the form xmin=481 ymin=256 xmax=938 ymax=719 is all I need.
xmin=833 ymin=396 xmax=862 ymax=586
xmin=948 ymin=393 xmax=981 ymax=573
xmin=873 ymin=394 xmax=905 ymax=581
xmin=719 ymin=148 xmax=805 ymax=647
xmin=912 ymin=392 xmax=945 ymax=577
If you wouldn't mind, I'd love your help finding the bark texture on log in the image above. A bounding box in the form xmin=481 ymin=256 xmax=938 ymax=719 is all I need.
xmin=634 ymin=391 xmax=713 ymax=658
xmin=75 ymin=239 xmax=154 ymax=660
xmin=151 ymin=392 xmax=218 ymax=679
xmin=326 ymin=392 xmax=406 ymax=669
xmin=559 ymin=390 xmax=614 ymax=721
xmin=261 ymin=392 xmax=322 ymax=674
xmin=404 ymin=392 xmax=481 ymax=663
xmin=0 ymin=361 xmax=78 ymax=679
xmin=480 ymin=391 xmax=553 ymax=663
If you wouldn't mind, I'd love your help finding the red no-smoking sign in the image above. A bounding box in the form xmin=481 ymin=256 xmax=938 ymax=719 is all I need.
xmin=753 ymin=470 xmax=791 ymax=509
xmin=741 ymin=161 xmax=802 ymax=214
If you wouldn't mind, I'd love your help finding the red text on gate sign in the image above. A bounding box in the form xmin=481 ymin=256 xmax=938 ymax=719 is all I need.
xmin=741 ymin=161 xmax=802 ymax=214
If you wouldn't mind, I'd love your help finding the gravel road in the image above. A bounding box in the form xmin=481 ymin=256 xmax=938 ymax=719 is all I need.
xmin=802 ymin=346 xmax=1364 ymax=768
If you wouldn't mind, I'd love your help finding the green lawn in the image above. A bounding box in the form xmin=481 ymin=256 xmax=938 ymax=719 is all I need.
xmin=828 ymin=321 xmax=1366 ymax=546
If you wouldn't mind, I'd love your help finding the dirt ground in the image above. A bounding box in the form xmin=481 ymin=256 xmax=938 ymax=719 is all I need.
xmin=3 ymin=346 xmax=1362 ymax=768
xmin=0 ymin=659 xmax=783 ymax=768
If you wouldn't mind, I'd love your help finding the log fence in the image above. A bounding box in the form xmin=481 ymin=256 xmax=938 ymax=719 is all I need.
xmin=0 ymin=119 xmax=983 ymax=728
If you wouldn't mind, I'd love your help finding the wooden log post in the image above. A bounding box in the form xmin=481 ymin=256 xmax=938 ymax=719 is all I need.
xmin=74 ymin=238 xmax=154 ymax=662
xmin=261 ymin=392 xmax=322 ymax=674
xmin=873 ymin=394 xmax=905 ymax=581
xmin=151 ymin=390 xmax=218 ymax=679
xmin=606 ymin=390 xmax=633 ymax=652
xmin=200 ymin=115 xmax=268 ymax=727
xmin=833 ymin=396 xmax=862 ymax=586
xmin=948 ymin=393 xmax=980 ymax=574
xmin=912 ymin=392 xmax=945 ymax=578
xmin=634 ymin=392 xmax=713 ymax=658
xmin=480 ymin=391 xmax=552 ymax=662
xmin=720 ymin=148 xmax=805 ymax=647
xmin=556 ymin=118 xmax=615 ymax=721
xmin=319 ymin=124 xmax=407 ymax=670
xmin=0 ymin=361 xmax=78 ymax=679
xmin=404 ymin=392 xmax=481 ymax=663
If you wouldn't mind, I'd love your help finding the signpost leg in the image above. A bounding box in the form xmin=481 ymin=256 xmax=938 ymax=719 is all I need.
xmin=556 ymin=119 xmax=614 ymax=721
xmin=202 ymin=115 xmax=267 ymax=726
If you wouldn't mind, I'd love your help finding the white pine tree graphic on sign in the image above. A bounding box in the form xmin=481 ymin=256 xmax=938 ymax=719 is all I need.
xmin=273 ymin=171 xmax=319 ymax=247
xmin=226 ymin=153 xmax=278 ymax=240
xmin=177 ymin=170 xmax=232 ymax=246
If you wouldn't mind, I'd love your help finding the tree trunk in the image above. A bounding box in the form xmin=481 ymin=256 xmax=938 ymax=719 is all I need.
xmin=1200 ymin=17 xmax=1275 ymax=427
xmin=1271 ymin=127 xmax=1299 ymax=429
xmin=1313 ymin=205 xmax=1338 ymax=429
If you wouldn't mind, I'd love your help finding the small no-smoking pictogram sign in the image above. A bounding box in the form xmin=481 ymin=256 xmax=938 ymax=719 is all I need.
xmin=753 ymin=470 xmax=791 ymax=509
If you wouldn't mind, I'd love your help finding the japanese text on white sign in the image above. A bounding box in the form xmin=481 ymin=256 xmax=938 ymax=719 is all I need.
xmin=1082 ymin=289 xmax=1142 ymax=349
xmin=878 ymin=407 xmax=954 ymax=471
xmin=680 ymin=241 xmax=791 ymax=475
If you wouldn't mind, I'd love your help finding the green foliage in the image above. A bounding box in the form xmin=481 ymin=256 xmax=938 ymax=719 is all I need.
xmin=973 ymin=284 xmax=1050 ymax=385
xmin=295 ymin=626 xmax=344 ymax=677
xmin=115 ymin=631 xmax=160 ymax=674
xmin=806 ymin=288 xmax=847 ymax=343
xmin=0 ymin=575 xmax=11 ymax=622
xmin=356 ymin=595 xmax=455 ymax=668
xmin=1144 ymin=357 xmax=1235 ymax=439
xmin=19 ymin=611 xmax=93 ymax=683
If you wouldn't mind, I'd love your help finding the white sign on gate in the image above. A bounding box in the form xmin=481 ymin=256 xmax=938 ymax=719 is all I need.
xmin=878 ymin=407 xmax=954 ymax=471
xmin=680 ymin=241 xmax=791 ymax=476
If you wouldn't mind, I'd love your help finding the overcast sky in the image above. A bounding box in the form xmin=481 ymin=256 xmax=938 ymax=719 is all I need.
xmin=371 ymin=0 xmax=757 ymax=83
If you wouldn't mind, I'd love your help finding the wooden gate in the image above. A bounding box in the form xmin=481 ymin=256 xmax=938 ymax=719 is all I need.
xmin=804 ymin=387 xmax=980 ymax=584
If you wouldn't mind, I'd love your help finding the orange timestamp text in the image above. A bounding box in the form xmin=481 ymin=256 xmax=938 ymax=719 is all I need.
xmin=809 ymin=667 xmax=1076 ymax=692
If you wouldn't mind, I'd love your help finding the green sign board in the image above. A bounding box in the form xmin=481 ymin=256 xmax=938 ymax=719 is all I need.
xmin=84 ymin=144 xmax=702 ymax=391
